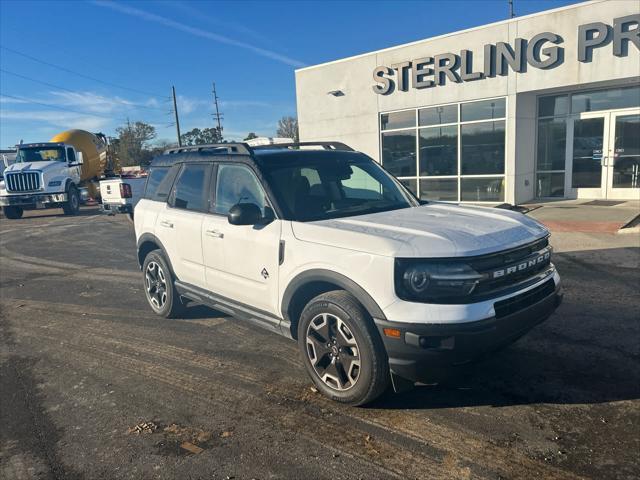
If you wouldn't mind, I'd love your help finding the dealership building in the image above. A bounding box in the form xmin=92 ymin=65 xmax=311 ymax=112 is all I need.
xmin=295 ymin=0 xmax=639 ymax=204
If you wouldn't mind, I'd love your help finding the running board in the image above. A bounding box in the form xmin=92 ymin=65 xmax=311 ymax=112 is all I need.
xmin=174 ymin=280 xmax=291 ymax=338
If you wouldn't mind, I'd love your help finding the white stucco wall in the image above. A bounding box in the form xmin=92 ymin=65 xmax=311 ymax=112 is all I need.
xmin=295 ymin=0 xmax=640 ymax=203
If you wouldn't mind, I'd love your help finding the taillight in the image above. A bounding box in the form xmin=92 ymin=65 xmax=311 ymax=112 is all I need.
xmin=120 ymin=183 xmax=132 ymax=198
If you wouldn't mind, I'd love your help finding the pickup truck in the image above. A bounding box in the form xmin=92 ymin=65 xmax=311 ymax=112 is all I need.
xmin=99 ymin=176 xmax=146 ymax=220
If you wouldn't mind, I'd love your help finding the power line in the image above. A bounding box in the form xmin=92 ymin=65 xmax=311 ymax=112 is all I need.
xmin=0 ymin=45 xmax=170 ymax=99
xmin=0 ymin=93 xmax=125 ymax=121
xmin=0 ymin=68 xmax=168 ymax=112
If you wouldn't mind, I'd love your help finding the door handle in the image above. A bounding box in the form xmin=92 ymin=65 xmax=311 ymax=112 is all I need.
xmin=159 ymin=220 xmax=174 ymax=228
xmin=205 ymin=229 xmax=224 ymax=238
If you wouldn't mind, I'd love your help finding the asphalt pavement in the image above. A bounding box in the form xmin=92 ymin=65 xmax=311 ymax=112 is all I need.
xmin=1 ymin=207 xmax=639 ymax=479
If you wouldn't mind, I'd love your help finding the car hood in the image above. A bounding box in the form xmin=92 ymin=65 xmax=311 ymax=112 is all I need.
xmin=6 ymin=161 xmax=60 ymax=173
xmin=291 ymin=203 xmax=549 ymax=258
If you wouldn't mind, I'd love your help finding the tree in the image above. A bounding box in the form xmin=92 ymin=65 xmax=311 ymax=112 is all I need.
xmin=244 ymin=132 xmax=258 ymax=141
xmin=115 ymin=121 xmax=157 ymax=166
xmin=276 ymin=116 xmax=299 ymax=142
xmin=180 ymin=127 xmax=222 ymax=146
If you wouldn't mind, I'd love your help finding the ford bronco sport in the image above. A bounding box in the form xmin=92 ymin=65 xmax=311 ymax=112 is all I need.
xmin=134 ymin=142 xmax=562 ymax=405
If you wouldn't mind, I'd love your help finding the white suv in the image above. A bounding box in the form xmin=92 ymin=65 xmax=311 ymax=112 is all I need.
xmin=134 ymin=142 xmax=562 ymax=405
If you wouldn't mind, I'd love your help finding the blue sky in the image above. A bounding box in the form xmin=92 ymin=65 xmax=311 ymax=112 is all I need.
xmin=0 ymin=0 xmax=578 ymax=148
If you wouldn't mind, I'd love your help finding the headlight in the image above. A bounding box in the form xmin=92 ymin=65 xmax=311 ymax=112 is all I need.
xmin=395 ymin=260 xmax=484 ymax=303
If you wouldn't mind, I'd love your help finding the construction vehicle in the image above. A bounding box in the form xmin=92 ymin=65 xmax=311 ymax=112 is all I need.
xmin=0 ymin=129 xmax=119 ymax=219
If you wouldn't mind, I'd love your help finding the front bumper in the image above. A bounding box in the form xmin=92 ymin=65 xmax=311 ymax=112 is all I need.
xmin=374 ymin=278 xmax=563 ymax=384
xmin=0 ymin=192 xmax=67 ymax=207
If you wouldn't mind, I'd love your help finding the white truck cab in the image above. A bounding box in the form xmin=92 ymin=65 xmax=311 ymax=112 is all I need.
xmin=0 ymin=142 xmax=84 ymax=219
xmin=134 ymin=142 xmax=562 ymax=405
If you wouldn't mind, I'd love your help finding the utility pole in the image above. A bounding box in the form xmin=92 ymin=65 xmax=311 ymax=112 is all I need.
xmin=508 ymin=0 xmax=515 ymax=18
xmin=172 ymin=85 xmax=182 ymax=147
xmin=211 ymin=82 xmax=223 ymax=141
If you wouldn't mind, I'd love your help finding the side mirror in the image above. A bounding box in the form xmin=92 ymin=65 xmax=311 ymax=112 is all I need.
xmin=76 ymin=152 xmax=84 ymax=165
xmin=228 ymin=203 xmax=262 ymax=226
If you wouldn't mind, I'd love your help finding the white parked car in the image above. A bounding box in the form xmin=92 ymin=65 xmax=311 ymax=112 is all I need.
xmin=134 ymin=142 xmax=562 ymax=405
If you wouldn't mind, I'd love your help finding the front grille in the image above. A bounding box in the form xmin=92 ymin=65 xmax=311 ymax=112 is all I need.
xmin=470 ymin=238 xmax=551 ymax=296
xmin=5 ymin=172 xmax=41 ymax=192
xmin=494 ymin=278 xmax=555 ymax=318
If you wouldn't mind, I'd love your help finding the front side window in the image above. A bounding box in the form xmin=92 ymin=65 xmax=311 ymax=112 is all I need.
xmin=66 ymin=148 xmax=76 ymax=163
xmin=263 ymin=154 xmax=416 ymax=222
xmin=214 ymin=164 xmax=267 ymax=215
xmin=170 ymin=163 xmax=210 ymax=211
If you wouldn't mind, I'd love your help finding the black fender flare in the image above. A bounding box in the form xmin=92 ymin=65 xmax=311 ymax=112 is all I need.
xmin=281 ymin=269 xmax=387 ymax=325
xmin=136 ymin=232 xmax=176 ymax=275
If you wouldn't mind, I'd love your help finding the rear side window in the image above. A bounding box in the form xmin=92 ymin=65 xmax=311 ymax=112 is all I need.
xmin=170 ymin=163 xmax=211 ymax=212
xmin=144 ymin=165 xmax=179 ymax=201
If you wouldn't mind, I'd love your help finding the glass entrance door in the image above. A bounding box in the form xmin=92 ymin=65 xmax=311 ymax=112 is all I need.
xmin=607 ymin=111 xmax=640 ymax=199
xmin=568 ymin=109 xmax=640 ymax=199
xmin=570 ymin=114 xmax=606 ymax=198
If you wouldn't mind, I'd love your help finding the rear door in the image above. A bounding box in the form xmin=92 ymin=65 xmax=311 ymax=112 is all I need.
xmin=157 ymin=163 xmax=212 ymax=289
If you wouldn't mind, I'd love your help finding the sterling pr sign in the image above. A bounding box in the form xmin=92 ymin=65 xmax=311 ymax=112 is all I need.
xmin=372 ymin=15 xmax=640 ymax=95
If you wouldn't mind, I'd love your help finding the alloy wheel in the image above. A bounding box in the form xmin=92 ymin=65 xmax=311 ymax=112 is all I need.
xmin=145 ymin=261 xmax=167 ymax=309
xmin=305 ymin=313 xmax=361 ymax=391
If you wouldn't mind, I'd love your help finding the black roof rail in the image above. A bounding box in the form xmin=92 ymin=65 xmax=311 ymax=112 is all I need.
xmin=164 ymin=143 xmax=252 ymax=155
xmin=251 ymin=141 xmax=354 ymax=152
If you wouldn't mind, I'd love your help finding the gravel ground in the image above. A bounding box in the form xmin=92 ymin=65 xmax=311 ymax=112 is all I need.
xmin=1 ymin=207 xmax=638 ymax=479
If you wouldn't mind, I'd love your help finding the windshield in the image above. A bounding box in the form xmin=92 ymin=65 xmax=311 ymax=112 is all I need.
xmin=262 ymin=154 xmax=418 ymax=222
xmin=16 ymin=147 xmax=66 ymax=163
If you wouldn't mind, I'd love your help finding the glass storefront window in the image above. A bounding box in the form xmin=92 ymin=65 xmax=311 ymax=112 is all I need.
xmin=537 ymin=118 xmax=566 ymax=171
xmin=461 ymin=98 xmax=506 ymax=122
xmin=536 ymin=172 xmax=565 ymax=197
xmin=420 ymin=178 xmax=458 ymax=201
xmin=419 ymin=125 xmax=457 ymax=176
xmin=381 ymin=97 xmax=506 ymax=202
xmin=571 ymin=86 xmax=640 ymax=114
xmin=419 ymin=105 xmax=457 ymax=126
xmin=538 ymin=95 xmax=568 ymax=117
xmin=381 ymin=110 xmax=415 ymax=130
xmin=381 ymin=130 xmax=417 ymax=177
xmin=461 ymin=121 xmax=505 ymax=175
xmin=460 ymin=177 xmax=504 ymax=202
xmin=399 ymin=178 xmax=417 ymax=196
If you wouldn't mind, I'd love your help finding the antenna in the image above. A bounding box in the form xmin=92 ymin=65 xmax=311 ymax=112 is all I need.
xmin=508 ymin=0 xmax=515 ymax=18
xmin=211 ymin=82 xmax=224 ymax=140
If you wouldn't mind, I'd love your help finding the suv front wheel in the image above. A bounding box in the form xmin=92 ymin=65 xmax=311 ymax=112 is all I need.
xmin=298 ymin=290 xmax=390 ymax=406
xmin=142 ymin=250 xmax=184 ymax=318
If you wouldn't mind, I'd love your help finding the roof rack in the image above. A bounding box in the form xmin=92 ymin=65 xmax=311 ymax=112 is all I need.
xmin=164 ymin=143 xmax=252 ymax=155
xmin=251 ymin=142 xmax=354 ymax=152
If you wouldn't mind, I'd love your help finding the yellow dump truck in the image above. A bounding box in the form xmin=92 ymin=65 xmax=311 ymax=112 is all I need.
xmin=0 ymin=129 xmax=120 ymax=219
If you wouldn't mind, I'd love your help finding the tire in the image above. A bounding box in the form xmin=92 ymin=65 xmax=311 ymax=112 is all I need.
xmin=62 ymin=184 xmax=80 ymax=216
xmin=142 ymin=249 xmax=184 ymax=318
xmin=298 ymin=290 xmax=390 ymax=406
xmin=2 ymin=206 xmax=23 ymax=219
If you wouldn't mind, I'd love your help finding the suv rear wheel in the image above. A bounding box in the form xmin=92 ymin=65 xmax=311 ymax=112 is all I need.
xmin=142 ymin=249 xmax=184 ymax=318
xmin=298 ymin=290 xmax=389 ymax=406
